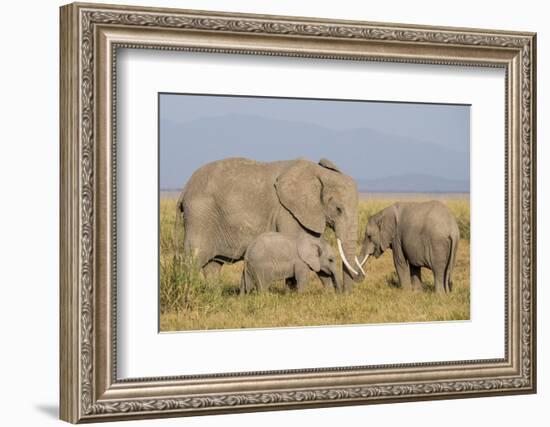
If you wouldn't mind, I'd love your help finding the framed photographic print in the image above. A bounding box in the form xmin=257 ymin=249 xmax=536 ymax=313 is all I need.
xmin=59 ymin=2 xmax=537 ymax=423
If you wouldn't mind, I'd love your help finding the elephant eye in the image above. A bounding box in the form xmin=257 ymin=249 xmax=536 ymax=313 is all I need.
xmin=336 ymin=206 xmax=343 ymax=215
xmin=328 ymin=257 xmax=334 ymax=263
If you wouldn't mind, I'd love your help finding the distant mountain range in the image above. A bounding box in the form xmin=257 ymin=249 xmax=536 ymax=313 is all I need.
xmin=357 ymin=174 xmax=469 ymax=193
xmin=160 ymin=114 xmax=470 ymax=193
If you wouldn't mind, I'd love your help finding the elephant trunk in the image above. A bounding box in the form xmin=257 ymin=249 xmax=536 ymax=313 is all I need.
xmin=337 ymin=238 xmax=359 ymax=277
xmin=334 ymin=214 xmax=362 ymax=293
xmin=318 ymin=270 xmax=342 ymax=293
xmin=332 ymin=270 xmax=342 ymax=293
xmin=341 ymin=239 xmax=362 ymax=293
xmin=358 ymin=244 xmax=370 ymax=267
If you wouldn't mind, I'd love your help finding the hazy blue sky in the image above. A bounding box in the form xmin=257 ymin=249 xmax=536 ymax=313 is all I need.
xmin=159 ymin=93 xmax=470 ymax=192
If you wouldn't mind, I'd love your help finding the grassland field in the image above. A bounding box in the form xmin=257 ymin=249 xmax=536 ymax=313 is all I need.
xmin=160 ymin=194 xmax=470 ymax=331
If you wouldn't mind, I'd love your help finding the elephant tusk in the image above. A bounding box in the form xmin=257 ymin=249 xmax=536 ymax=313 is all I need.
xmin=355 ymin=257 xmax=366 ymax=276
xmin=337 ymin=238 xmax=359 ymax=276
xmin=359 ymin=253 xmax=369 ymax=266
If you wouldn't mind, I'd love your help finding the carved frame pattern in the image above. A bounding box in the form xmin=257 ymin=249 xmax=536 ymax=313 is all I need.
xmin=60 ymin=2 xmax=536 ymax=423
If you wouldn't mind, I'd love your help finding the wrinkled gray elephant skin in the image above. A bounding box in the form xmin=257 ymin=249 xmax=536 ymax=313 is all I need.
xmin=240 ymin=232 xmax=341 ymax=293
xmin=358 ymin=201 xmax=460 ymax=294
xmin=175 ymin=157 xmax=362 ymax=292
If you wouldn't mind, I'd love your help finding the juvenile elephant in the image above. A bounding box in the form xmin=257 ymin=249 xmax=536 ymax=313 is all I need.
xmin=240 ymin=232 xmax=341 ymax=294
xmin=357 ymin=201 xmax=460 ymax=294
xmin=175 ymin=157 xmax=363 ymax=292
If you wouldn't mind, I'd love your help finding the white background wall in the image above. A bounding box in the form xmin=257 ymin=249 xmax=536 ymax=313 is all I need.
xmin=0 ymin=1 xmax=545 ymax=426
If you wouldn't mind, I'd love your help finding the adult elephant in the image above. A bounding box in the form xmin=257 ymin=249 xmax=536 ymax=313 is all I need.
xmin=174 ymin=157 xmax=363 ymax=292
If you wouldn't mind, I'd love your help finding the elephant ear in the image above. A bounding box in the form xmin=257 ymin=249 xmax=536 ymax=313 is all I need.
xmin=318 ymin=158 xmax=342 ymax=173
xmin=275 ymin=162 xmax=325 ymax=234
xmin=379 ymin=206 xmax=397 ymax=252
xmin=297 ymin=238 xmax=322 ymax=272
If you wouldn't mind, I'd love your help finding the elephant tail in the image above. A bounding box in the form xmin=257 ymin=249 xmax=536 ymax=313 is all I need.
xmin=239 ymin=262 xmax=248 ymax=295
xmin=173 ymin=196 xmax=184 ymax=258
xmin=444 ymin=233 xmax=459 ymax=293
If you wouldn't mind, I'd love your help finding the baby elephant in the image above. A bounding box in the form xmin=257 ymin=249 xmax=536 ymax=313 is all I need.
xmin=240 ymin=232 xmax=341 ymax=294
xmin=358 ymin=201 xmax=460 ymax=294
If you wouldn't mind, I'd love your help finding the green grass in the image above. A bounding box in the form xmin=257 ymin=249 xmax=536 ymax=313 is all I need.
xmin=159 ymin=196 xmax=470 ymax=331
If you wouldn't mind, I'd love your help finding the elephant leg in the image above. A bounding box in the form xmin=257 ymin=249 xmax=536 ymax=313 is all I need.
xmin=318 ymin=274 xmax=334 ymax=291
xmin=256 ymin=276 xmax=267 ymax=292
xmin=239 ymin=271 xmax=247 ymax=295
xmin=203 ymin=260 xmax=223 ymax=280
xmin=432 ymin=266 xmax=446 ymax=294
xmin=184 ymin=236 xmax=223 ymax=283
xmin=240 ymin=264 xmax=253 ymax=295
xmin=183 ymin=229 xmax=215 ymax=269
xmin=431 ymin=239 xmax=450 ymax=294
xmin=249 ymin=267 xmax=270 ymax=293
xmin=294 ymin=267 xmax=310 ymax=293
xmin=410 ymin=265 xmax=422 ymax=291
xmin=392 ymin=245 xmax=412 ymax=290
xmin=245 ymin=267 xmax=263 ymax=293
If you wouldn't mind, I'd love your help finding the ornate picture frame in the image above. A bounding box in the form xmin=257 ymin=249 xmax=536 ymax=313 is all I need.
xmin=60 ymin=2 xmax=536 ymax=423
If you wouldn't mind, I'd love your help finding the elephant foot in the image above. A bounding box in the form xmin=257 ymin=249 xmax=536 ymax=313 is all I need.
xmin=399 ymin=280 xmax=414 ymax=291
xmin=410 ymin=282 xmax=422 ymax=292
xmin=341 ymin=285 xmax=353 ymax=294
xmin=295 ymin=282 xmax=307 ymax=294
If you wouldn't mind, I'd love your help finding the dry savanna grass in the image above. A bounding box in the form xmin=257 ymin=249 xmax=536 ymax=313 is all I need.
xmin=160 ymin=195 xmax=470 ymax=331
